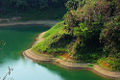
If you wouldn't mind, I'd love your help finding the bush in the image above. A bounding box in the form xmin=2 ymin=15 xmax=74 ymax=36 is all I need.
xmin=32 ymin=21 xmax=74 ymax=55
xmin=100 ymin=18 xmax=120 ymax=55
xmin=97 ymin=57 xmax=120 ymax=71
xmin=32 ymin=0 xmax=120 ymax=71
xmin=64 ymin=11 xmax=79 ymax=27
xmin=65 ymin=0 xmax=79 ymax=10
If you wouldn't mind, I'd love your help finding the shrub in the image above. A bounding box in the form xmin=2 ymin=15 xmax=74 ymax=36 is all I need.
xmin=97 ymin=57 xmax=120 ymax=71
xmin=100 ymin=19 xmax=120 ymax=55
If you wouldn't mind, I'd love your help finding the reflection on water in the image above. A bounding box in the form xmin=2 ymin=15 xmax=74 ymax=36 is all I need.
xmin=0 ymin=25 xmax=49 ymax=63
xmin=0 ymin=58 xmax=108 ymax=80
xmin=0 ymin=25 xmax=108 ymax=80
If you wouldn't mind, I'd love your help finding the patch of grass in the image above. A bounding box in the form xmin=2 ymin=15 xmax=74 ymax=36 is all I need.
xmin=32 ymin=21 xmax=68 ymax=54
xmin=88 ymin=64 xmax=94 ymax=68
xmin=56 ymin=55 xmax=64 ymax=60
xmin=43 ymin=21 xmax=65 ymax=38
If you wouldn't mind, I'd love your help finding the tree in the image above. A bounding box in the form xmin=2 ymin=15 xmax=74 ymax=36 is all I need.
xmin=65 ymin=0 xmax=79 ymax=10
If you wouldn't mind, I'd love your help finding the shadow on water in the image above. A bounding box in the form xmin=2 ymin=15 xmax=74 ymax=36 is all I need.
xmin=0 ymin=25 xmax=113 ymax=80
xmin=38 ymin=63 xmax=110 ymax=80
xmin=0 ymin=24 xmax=50 ymax=32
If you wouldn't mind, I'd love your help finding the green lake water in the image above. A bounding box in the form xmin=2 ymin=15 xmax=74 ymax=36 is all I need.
xmin=0 ymin=25 xmax=109 ymax=80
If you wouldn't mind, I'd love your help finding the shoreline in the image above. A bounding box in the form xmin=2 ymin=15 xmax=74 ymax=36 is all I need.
xmin=0 ymin=20 xmax=58 ymax=27
xmin=23 ymin=49 xmax=120 ymax=79
xmin=23 ymin=30 xmax=120 ymax=79
xmin=32 ymin=31 xmax=47 ymax=46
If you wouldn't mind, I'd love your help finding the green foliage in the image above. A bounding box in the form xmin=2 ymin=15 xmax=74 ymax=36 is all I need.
xmin=97 ymin=57 xmax=120 ymax=71
xmin=73 ymin=23 xmax=88 ymax=37
xmin=64 ymin=0 xmax=120 ymax=67
xmin=64 ymin=11 xmax=79 ymax=27
xmin=32 ymin=21 xmax=74 ymax=55
xmin=0 ymin=0 xmax=67 ymax=20
xmin=88 ymin=64 xmax=94 ymax=68
xmin=65 ymin=0 xmax=86 ymax=10
xmin=100 ymin=17 xmax=120 ymax=55
xmin=0 ymin=0 xmax=67 ymax=11
xmin=79 ymin=23 xmax=88 ymax=32
xmin=20 ymin=7 xmax=67 ymax=21
xmin=44 ymin=21 xmax=65 ymax=38
xmin=65 ymin=0 xmax=79 ymax=10
xmin=33 ymin=0 xmax=120 ymax=71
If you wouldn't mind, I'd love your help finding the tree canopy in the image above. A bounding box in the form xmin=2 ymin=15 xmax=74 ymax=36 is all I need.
xmin=0 ymin=0 xmax=67 ymax=12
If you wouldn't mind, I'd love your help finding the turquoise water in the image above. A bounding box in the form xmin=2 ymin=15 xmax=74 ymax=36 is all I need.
xmin=0 ymin=25 xmax=109 ymax=80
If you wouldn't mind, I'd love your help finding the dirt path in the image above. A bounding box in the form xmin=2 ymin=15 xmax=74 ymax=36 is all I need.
xmin=23 ymin=49 xmax=53 ymax=62
xmin=33 ymin=31 xmax=46 ymax=46
xmin=0 ymin=20 xmax=58 ymax=27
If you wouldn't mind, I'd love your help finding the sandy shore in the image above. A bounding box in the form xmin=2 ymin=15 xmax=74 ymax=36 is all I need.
xmin=23 ymin=30 xmax=120 ymax=79
xmin=23 ymin=49 xmax=53 ymax=62
xmin=0 ymin=20 xmax=58 ymax=27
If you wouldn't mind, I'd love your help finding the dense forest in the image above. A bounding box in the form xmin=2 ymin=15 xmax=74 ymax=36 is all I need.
xmin=0 ymin=0 xmax=67 ymax=11
xmin=32 ymin=0 xmax=120 ymax=71
xmin=0 ymin=0 xmax=67 ymax=20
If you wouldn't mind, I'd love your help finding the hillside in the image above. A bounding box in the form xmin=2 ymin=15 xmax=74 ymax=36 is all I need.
xmin=0 ymin=0 xmax=67 ymax=21
xmin=32 ymin=0 xmax=120 ymax=72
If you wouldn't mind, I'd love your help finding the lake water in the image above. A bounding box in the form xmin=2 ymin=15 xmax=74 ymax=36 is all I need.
xmin=0 ymin=25 xmax=109 ymax=80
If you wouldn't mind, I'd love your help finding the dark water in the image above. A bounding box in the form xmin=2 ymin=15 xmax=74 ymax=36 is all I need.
xmin=0 ymin=25 xmax=109 ymax=80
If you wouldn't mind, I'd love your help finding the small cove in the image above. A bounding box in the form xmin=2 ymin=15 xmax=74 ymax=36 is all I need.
xmin=0 ymin=25 xmax=110 ymax=80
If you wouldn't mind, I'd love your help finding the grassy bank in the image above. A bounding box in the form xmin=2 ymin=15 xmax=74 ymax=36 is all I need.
xmin=32 ymin=21 xmax=70 ymax=55
xmin=32 ymin=19 xmax=120 ymax=73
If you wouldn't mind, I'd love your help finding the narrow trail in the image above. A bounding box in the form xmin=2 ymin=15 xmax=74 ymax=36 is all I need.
xmin=0 ymin=20 xmax=58 ymax=27
xmin=33 ymin=31 xmax=46 ymax=46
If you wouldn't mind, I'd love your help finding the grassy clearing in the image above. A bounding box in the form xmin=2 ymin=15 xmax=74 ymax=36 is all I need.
xmin=88 ymin=64 xmax=94 ymax=68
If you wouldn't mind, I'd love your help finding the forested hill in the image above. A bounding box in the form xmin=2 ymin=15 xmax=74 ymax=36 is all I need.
xmin=32 ymin=0 xmax=120 ymax=71
xmin=0 ymin=0 xmax=67 ymax=20
xmin=0 ymin=0 xmax=67 ymax=11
